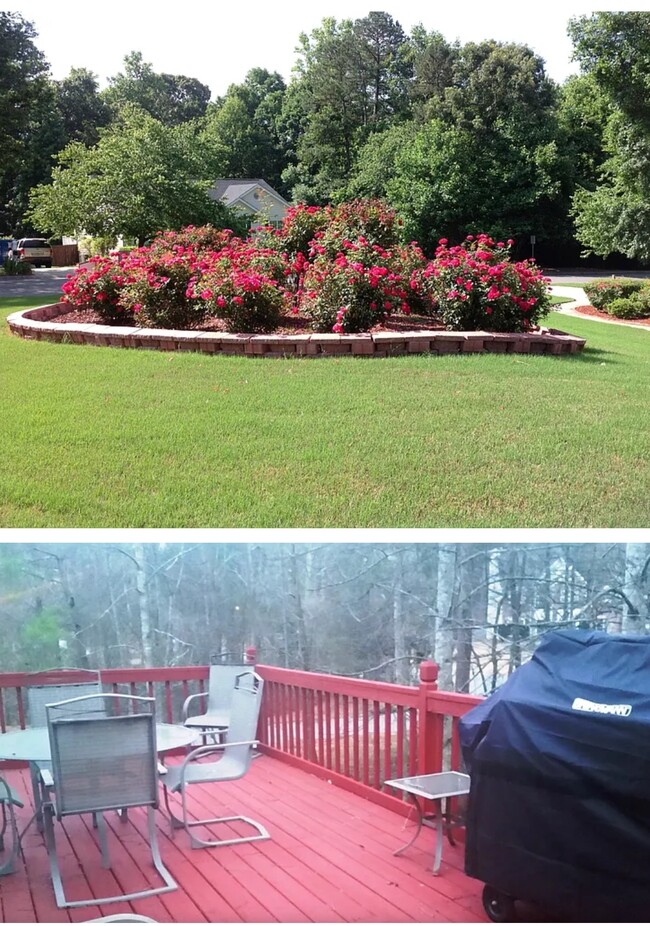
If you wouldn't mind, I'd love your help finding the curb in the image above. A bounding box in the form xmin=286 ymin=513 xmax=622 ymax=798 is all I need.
xmin=7 ymin=302 xmax=587 ymax=358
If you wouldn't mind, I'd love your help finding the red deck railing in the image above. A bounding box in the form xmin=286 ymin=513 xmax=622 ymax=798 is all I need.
xmin=0 ymin=662 xmax=482 ymax=814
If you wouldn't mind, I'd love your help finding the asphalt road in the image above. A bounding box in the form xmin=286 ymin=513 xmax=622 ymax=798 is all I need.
xmin=0 ymin=266 xmax=73 ymax=297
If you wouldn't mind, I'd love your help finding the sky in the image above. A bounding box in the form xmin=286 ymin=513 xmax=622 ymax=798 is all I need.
xmin=4 ymin=1 xmax=645 ymax=98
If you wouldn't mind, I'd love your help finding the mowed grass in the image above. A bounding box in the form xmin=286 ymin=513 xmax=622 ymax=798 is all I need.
xmin=2 ymin=293 xmax=649 ymax=527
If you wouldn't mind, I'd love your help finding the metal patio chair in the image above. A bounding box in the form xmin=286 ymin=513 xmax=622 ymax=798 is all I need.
xmin=162 ymin=670 xmax=269 ymax=849
xmin=26 ymin=669 xmax=103 ymax=831
xmin=182 ymin=660 xmax=254 ymax=745
xmin=42 ymin=693 xmax=176 ymax=908
xmin=0 ymin=776 xmax=24 ymax=876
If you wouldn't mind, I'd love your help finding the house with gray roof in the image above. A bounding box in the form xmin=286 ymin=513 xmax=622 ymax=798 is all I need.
xmin=209 ymin=179 xmax=290 ymax=229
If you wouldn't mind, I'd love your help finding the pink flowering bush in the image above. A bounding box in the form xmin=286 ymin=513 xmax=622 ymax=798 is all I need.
xmin=318 ymin=199 xmax=402 ymax=256
xmin=271 ymin=204 xmax=329 ymax=261
xmin=119 ymin=247 xmax=210 ymax=329
xmin=197 ymin=266 xmax=285 ymax=332
xmin=420 ymin=234 xmax=551 ymax=331
xmin=148 ymin=225 xmax=236 ymax=256
xmin=59 ymin=216 xmax=552 ymax=336
xmin=61 ymin=257 xmax=134 ymax=324
xmin=301 ymin=239 xmax=410 ymax=333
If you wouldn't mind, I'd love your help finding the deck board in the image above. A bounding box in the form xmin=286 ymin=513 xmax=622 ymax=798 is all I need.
xmin=0 ymin=757 xmax=486 ymax=922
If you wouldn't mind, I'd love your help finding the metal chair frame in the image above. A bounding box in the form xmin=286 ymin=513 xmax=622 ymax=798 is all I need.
xmin=182 ymin=662 xmax=253 ymax=744
xmin=43 ymin=692 xmax=176 ymax=908
xmin=0 ymin=776 xmax=24 ymax=876
xmin=162 ymin=671 xmax=269 ymax=849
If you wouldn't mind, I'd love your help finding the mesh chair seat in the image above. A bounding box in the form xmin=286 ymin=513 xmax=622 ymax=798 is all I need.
xmin=183 ymin=710 xmax=229 ymax=730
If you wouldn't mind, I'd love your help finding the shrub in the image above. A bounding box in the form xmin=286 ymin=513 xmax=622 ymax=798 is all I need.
xmin=606 ymin=293 xmax=650 ymax=319
xmin=61 ymin=257 xmax=134 ymax=323
xmin=198 ymin=267 xmax=285 ymax=333
xmin=583 ymin=278 xmax=648 ymax=310
xmin=389 ymin=242 xmax=433 ymax=315
xmin=301 ymin=239 xmax=409 ymax=333
xmin=2 ymin=258 xmax=32 ymax=275
xmin=317 ymin=199 xmax=403 ymax=256
xmin=272 ymin=205 xmax=329 ymax=262
xmin=119 ymin=247 xmax=208 ymax=329
xmin=420 ymin=234 xmax=551 ymax=332
xmin=148 ymin=225 xmax=236 ymax=255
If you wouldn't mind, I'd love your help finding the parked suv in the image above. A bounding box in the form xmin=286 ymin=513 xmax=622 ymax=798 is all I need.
xmin=14 ymin=238 xmax=52 ymax=267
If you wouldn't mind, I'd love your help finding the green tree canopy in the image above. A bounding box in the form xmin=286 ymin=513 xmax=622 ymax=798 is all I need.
xmin=285 ymin=13 xmax=412 ymax=202
xmin=28 ymin=105 xmax=233 ymax=244
xmin=104 ymin=51 xmax=212 ymax=125
xmin=202 ymin=68 xmax=290 ymax=193
xmin=0 ymin=12 xmax=51 ymax=232
xmin=569 ymin=12 xmax=650 ymax=262
xmin=56 ymin=67 xmax=111 ymax=147
xmin=347 ymin=41 xmax=570 ymax=254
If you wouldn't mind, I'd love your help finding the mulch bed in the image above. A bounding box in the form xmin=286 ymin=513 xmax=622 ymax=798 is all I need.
xmin=49 ymin=308 xmax=449 ymax=334
xmin=573 ymin=304 xmax=650 ymax=327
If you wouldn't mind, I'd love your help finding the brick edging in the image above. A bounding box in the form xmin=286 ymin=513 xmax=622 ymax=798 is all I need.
xmin=6 ymin=302 xmax=587 ymax=357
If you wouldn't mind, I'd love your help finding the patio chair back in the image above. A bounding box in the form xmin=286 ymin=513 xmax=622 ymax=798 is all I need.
xmin=46 ymin=694 xmax=157 ymax=819
xmin=224 ymin=670 xmax=264 ymax=770
xmin=27 ymin=670 xmax=102 ymax=727
xmin=205 ymin=663 xmax=252 ymax=716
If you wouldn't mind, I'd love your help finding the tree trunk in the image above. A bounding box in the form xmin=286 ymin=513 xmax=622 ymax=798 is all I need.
xmin=436 ymin=546 xmax=457 ymax=691
xmin=622 ymin=543 xmax=649 ymax=631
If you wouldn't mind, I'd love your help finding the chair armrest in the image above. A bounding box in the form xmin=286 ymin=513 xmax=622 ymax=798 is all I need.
xmin=40 ymin=769 xmax=54 ymax=790
xmin=0 ymin=777 xmax=24 ymax=808
xmin=182 ymin=690 xmax=208 ymax=722
xmin=185 ymin=739 xmax=258 ymax=763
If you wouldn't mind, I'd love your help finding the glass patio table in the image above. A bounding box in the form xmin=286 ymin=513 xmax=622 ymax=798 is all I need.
xmin=0 ymin=724 xmax=198 ymax=827
xmin=384 ymin=770 xmax=470 ymax=875
xmin=0 ymin=724 xmax=198 ymax=763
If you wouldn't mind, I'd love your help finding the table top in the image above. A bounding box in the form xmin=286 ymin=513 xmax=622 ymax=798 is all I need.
xmin=385 ymin=771 xmax=470 ymax=801
xmin=0 ymin=723 xmax=198 ymax=762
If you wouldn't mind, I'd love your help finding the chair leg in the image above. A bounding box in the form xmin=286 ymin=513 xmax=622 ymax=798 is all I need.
xmin=43 ymin=803 xmax=177 ymax=908
xmin=0 ymin=800 xmax=20 ymax=876
xmin=164 ymin=783 xmax=270 ymax=850
xmin=29 ymin=763 xmax=44 ymax=833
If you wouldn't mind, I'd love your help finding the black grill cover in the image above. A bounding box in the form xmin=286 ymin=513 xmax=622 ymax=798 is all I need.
xmin=459 ymin=629 xmax=650 ymax=921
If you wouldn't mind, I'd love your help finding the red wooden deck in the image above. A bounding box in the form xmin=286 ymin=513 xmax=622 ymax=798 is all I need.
xmin=0 ymin=755 xmax=487 ymax=923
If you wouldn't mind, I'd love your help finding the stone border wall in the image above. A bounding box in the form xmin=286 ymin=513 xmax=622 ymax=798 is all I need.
xmin=7 ymin=302 xmax=587 ymax=357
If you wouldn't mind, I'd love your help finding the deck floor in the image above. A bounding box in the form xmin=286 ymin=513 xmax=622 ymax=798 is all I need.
xmin=0 ymin=756 xmax=488 ymax=922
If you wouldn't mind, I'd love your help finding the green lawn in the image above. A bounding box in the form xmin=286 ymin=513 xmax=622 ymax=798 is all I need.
xmin=2 ymin=293 xmax=649 ymax=527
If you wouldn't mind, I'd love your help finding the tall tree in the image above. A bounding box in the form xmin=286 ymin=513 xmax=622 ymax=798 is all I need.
xmin=28 ymin=105 xmax=233 ymax=244
xmin=104 ymin=51 xmax=211 ymax=126
xmin=285 ymin=13 xmax=411 ymax=202
xmin=0 ymin=12 xmax=50 ymax=232
xmin=56 ymin=67 xmax=111 ymax=147
xmin=202 ymin=69 xmax=290 ymax=192
xmin=569 ymin=12 xmax=650 ymax=261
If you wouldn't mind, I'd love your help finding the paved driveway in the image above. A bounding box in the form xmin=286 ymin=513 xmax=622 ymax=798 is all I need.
xmin=0 ymin=266 xmax=72 ymax=298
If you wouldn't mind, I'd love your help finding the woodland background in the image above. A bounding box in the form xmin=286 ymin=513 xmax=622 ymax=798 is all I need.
xmin=1 ymin=542 xmax=648 ymax=696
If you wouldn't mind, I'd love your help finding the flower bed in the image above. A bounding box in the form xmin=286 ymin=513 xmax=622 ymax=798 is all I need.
xmin=9 ymin=200 xmax=587 ymax=355
xmin=56 ymin=202 xmax=553 ymax=336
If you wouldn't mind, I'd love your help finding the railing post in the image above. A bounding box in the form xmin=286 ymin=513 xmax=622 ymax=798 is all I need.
xmin=418 ymin=660 xmax=443 ymax=775
xmin=244 ymin=645 xmax=257 ymax=665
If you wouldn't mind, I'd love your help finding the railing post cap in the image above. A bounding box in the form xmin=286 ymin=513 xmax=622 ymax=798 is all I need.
xmin=419 ymin=660 xmax=439 ymax=683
